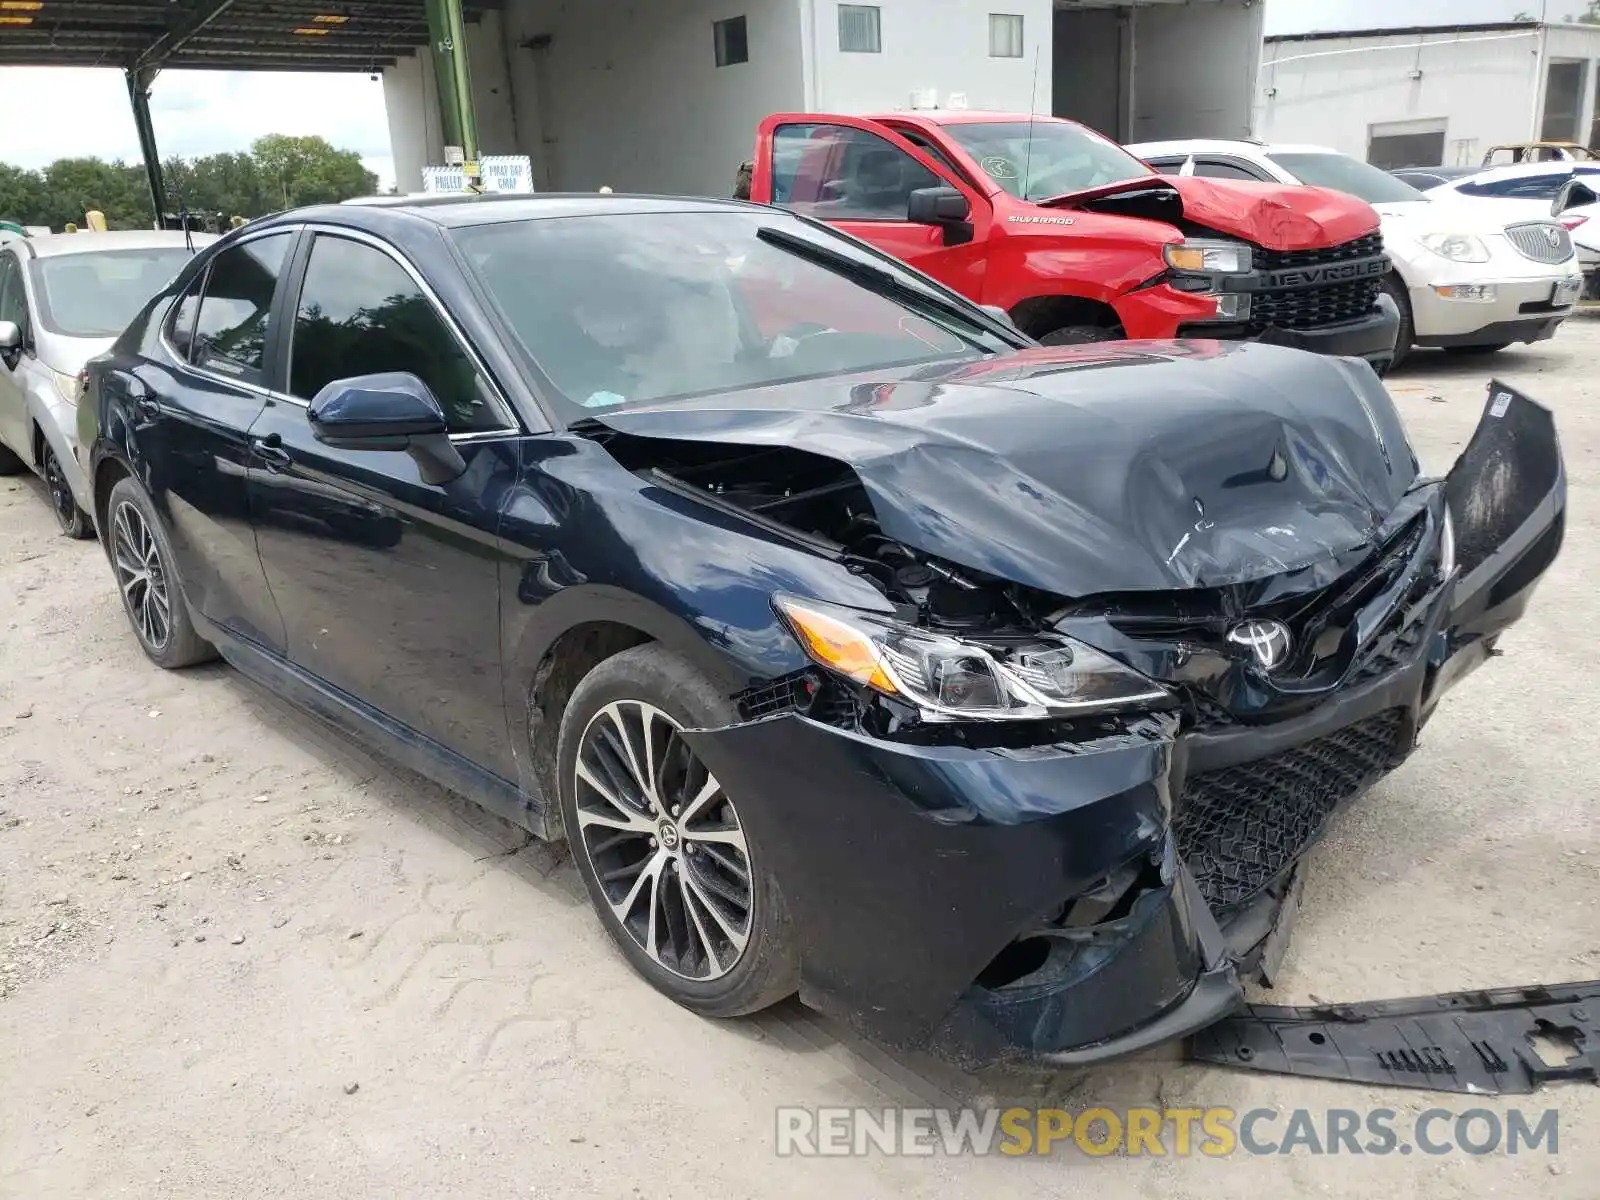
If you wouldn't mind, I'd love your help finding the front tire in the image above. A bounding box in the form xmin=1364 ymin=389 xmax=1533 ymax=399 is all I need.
xmin=105 ymin=477 xmax=216 ymax=669
xmin=557 ymin=644 xmax=799 ymax=1017
xmin=42 ymin=442 xmax=93 ymax=539
xmin=1381 ymin=275 xmax=1414 ymax=370
xmin=1039 ymin=324 xmax=1122 ymax=346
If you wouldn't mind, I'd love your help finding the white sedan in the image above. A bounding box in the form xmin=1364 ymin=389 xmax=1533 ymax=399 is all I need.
xmin=1418 ymin=162 xmax=1600 ymax=301
xmin=1129 ymin=139 xmax=1585 ymax=367
xmin=0 ymin=230 xmax=215 ymax=536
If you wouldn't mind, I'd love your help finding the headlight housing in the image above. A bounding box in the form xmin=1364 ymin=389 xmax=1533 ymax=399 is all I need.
xmin=53 ymin=369 xmax=83 ymax=406
xmin=1164 ymin=239 xmax=1253 ymax=274
xmin=775 ymin=595 xmax=1169 ymax=721
xmin=1419 ymin=232 xmax=1490 ymax=263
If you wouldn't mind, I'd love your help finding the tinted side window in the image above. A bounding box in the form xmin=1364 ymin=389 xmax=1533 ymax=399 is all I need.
xmin=1194 ymin=159 xmax=1267 ymax=181
xmin=288 ymin=235 xmax=503 ymax=434
xmin=1460 ymin=173 xmax=1564 ymax=199
xmin=1144 ymin=157 xmax=1188 ymax=176
xmin=191 ymin=234 xmax=291 ymax=383
xmin=771 ymin=123 xmax=943 ymax=220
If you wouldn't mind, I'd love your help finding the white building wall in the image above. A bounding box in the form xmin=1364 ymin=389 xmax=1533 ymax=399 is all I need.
xmin=493 ymin=0 xmax=806 ymax=195
xmin=803 ymin=0 xmax=1052 ymax=114
xmin=382 ymin=10 xmax=524 ymax=193
xmin=1255 ymin=28 xmax=1547 ymax=165
xmin=1129 ymin=0 xmax=1263 ymax=141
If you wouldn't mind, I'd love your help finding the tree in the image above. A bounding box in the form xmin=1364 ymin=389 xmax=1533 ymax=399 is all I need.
xmin=1567 ymin=1 xmax=1600 ymax=23
xmin=250 ymin=134 xmax=376 ymax=210
xmin=0 ymin=134 xmax=376 ymax=229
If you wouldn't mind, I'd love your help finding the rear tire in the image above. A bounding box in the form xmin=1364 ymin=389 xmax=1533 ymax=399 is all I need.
xmin=105 ymin=477 xmax=216 ymax=669
xmin=1039 ymin=325 xmax=1122 ymax=346
xmin=557 ymin=643 xmax=800 ymax=1018
xmin=1381 ymin=275 xmax=1413 ymax=370
xmin=42 ymin=441 xmax=93 ymax=539
xmin=0 ymin=442 xmax=24 ymax=476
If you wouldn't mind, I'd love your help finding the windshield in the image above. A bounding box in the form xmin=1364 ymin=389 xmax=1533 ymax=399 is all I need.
xmin=942 ymin=121 xmax=1151 ymax=201
xmin=31 ymin=248 xmax=195 ymax=337
xmin=1267 ymin=152 xmax=1424 ymax=205
xmin=453 ymin=211 xmax=1011 ymax=415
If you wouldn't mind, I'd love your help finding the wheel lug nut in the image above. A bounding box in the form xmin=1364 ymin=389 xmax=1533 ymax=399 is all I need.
xmin=670 ymin=805 xmax=680 ymax=817
xmin=648 ymin=837 xmax=657 ymax=848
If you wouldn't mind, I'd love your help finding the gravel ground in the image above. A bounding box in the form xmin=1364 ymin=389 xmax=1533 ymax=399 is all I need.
xmin=2 ymin=318 xmax=1597 ymax=1198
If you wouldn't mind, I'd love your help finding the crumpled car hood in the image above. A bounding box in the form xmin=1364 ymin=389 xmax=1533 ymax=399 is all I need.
xmin=594 ymin=341 xmax=1419 ymax=599
xmin=1037 ymin=175 xmax=1381 ymax=252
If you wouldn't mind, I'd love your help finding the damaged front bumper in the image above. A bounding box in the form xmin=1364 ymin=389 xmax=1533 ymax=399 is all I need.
xmin=685 ymin=384 xmax=1564 ymax=1068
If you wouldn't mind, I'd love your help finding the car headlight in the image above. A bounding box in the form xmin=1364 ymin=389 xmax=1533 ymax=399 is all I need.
xmin=53 ymin=369 xmax=83 ymax=406
xmin=1164 ymin=238 xmax=1253 ymax=274
xmin=1419 ymin=232 xmax=1490 ymax=263
xmin=775 ymin=595 xmax=1169 ymax=721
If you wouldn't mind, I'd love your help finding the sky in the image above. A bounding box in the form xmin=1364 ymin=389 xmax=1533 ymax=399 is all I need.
xmin=0 ymin=67 xmax=395 ymax=188
xmin=0 ymin=0 xmax=1581 ymax=184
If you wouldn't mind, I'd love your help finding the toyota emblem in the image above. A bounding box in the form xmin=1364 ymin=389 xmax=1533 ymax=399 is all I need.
xmin=1227 ymin=619 xmax=1293 ymax=671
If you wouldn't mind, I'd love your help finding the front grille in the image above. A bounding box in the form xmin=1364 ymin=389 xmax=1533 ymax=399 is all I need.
xmin=1175 ymin=709 xmax=1406 ymax=909
xmin=1504 ymin=222 xmax=1574 ymax=264
xmin=1249 ymin=230 xmax=1385 ymax=333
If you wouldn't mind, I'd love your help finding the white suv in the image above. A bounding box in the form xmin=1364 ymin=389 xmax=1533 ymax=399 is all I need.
xmin=1128 ymin=139 xmax=1585 ymax=367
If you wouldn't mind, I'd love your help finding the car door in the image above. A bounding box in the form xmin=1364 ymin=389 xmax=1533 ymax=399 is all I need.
xmin=754 ymin=114 xmax=988 ymax=299
xmin=245 ymin=227 xmax=522 ymax=777
xmin=0 ymin=250 xmax=32 ymax=460
xmin=128 ymin=230 xmax=295 ymax=654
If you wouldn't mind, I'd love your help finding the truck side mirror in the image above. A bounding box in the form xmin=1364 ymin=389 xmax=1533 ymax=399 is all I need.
xmin=907 ymin=186 xmax=974 ymax=246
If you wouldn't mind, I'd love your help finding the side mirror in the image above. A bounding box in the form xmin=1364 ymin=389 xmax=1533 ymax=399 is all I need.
xmin=0 ymin=319 xmax=20 ymax=355
xmin=1553 ymin=177 xmax=1598 ymax=216
xmin=907 ymin=186 xmax=974 ymax=246
xmin=306 ymin=371 xmax=466 ymax=485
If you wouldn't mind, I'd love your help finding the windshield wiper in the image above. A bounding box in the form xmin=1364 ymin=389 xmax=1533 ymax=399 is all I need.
xmin=755 ymin=225 xmax=1007 ymax=351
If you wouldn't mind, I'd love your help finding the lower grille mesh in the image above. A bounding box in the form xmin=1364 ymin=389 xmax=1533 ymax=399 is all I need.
xmin=1175 ymin=710 xmax=1406 ymax=909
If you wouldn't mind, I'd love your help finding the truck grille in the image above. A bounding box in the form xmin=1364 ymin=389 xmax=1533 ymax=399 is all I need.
xmin=1504 ymin=222 xmax=1574 ymax=264
xmin=1249 ymin=231 xmax=1385 ymax=333
xmin=1174 ymin=709 xmax=1406 ymax=909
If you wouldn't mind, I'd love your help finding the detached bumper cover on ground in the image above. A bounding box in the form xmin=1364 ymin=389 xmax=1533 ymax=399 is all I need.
xmin=689 ymin=385 xmax=1565 ymax=1067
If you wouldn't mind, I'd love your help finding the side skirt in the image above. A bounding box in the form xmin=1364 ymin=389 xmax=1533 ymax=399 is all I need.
xmin=196 ymin=616 xmax=553 ymax=840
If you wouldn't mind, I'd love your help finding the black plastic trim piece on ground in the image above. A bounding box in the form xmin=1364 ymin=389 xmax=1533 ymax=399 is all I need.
xmin=1190 ymin=980 xmax=1600 ymax=1094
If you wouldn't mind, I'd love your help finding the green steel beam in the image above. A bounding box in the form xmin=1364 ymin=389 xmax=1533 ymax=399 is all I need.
xmin=126 ymin=68 xmax=169 ymax=225
xmin=423 ymin=0 xmax=479 ymax=164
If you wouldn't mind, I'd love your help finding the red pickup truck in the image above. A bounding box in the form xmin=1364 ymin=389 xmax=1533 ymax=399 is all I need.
xmin=747 ymin=112 xmax=1401 ymax=370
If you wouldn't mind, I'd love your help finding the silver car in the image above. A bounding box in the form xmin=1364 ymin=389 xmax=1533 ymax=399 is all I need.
xmin=0 ymin=230 xmax=215 ymax=536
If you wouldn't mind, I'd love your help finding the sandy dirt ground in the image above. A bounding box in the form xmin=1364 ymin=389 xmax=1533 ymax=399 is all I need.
xmin=2 ymin=318 xmax=1598 ymax=1198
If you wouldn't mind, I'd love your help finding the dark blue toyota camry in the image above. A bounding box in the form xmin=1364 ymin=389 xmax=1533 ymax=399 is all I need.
xmin=82 ymin=194 xmax=1563 ymax=1066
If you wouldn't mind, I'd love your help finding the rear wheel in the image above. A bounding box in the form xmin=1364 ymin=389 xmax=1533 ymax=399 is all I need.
xmin=558 ymin=644 xmax=799 ymax=1017
xmin=1039 ymin=325 xmax=1122 ymax=346
xmin=42 ymin=441 xmax=93 ymax=539
xmin=1381 ymin=275 xmax=1413 ymax=370
xmin=106 ymin=477 xmax=216 ymax=669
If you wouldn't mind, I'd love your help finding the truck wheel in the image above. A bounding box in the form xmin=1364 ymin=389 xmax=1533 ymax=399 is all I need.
xmin=1039 ymin=325 xmax=1122 ymax=346
xmin=1381 ymin=275 xmax=1413 ymax=370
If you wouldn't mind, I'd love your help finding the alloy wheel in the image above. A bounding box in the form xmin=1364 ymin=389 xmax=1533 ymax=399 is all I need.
xmin=111 ymin=501 xmax=171 ymax=652
xmin=43 ymin=446 xmax=75 ymax=531
xmin=573 ymin=700 xmax=753 ymax=981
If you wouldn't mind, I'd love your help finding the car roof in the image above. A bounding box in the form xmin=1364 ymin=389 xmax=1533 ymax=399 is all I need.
xmin=252 ymin=192 xmax=769 ymax=234
xmin=18 ymin=230 xmax=217 ymax=259
xmin=867 ymin=111 xmax=1079 ymax=126
xmin=1446 ymin=161 xmax=1600 ymax=185
xmin=1127 ymin=139 xmax=1337 ymax=157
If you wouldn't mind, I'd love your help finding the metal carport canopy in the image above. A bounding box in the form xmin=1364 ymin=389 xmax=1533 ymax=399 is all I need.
xmin=0 ymin=0 xmax=496 ymax=218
